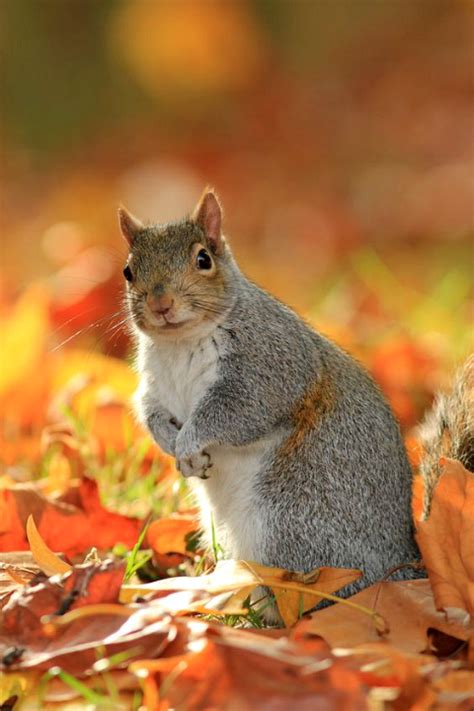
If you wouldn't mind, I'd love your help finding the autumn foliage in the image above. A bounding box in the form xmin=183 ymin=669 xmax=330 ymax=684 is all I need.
xmin=1 ymin=267 xmax=473 ymax=710
xmin=1 ymin=1 xmax=473 ymax=708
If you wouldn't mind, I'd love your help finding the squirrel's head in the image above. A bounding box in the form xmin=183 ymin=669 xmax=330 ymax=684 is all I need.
xmin=119 ymin=189 xmax=235 ymax=338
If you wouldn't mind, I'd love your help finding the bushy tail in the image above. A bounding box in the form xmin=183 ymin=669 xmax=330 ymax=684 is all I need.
xmin=418 ymin=354 xmax=473 ymax=518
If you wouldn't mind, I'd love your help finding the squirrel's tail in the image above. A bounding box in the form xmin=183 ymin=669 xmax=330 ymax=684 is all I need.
xmin=418 ymin=354 xmax=473 ymax=518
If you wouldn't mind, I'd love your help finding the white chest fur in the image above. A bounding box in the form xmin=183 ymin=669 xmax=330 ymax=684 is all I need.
xmin=190 ymin=432 xmax=283 ymax=561
xmin=135 ymin=328 xmax=285 ymax=564
xmin=136 ymin=330 xmax=220 ymax=424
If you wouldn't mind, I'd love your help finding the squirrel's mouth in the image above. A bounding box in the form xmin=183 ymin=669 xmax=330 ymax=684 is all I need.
xmin=157 ymin=320 xmax=185 ymax=330
xmin=142 ymin=308 xmax=204 ymax=334
xmin=150 ymin=314 xmax=193 ymax=332
xmin=143 ymin=308 xmax=189 ymax=330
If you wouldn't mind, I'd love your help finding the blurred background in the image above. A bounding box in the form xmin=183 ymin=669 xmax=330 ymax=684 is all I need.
xmin=1 ymin=0 xmax=473 ymax=465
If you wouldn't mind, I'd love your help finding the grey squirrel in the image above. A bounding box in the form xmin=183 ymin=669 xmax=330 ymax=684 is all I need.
xmin=118 ymin=188 xmax=471 ymax=603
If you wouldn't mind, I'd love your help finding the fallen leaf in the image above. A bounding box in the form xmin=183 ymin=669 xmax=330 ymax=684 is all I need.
xmin=0 ymin=490 xmax=30 ymax=552
xmin=334 ymin=641 xmax=437 ymax=710
xmin=415 ymin=458 xmax=474 ymax=622
xmin=146 ymin=514 xmax=199 ymax=570
xmin=133 ymin=620 xmax=366 ymax=711
xmin=0 ymin=581 xmax=190 ymax=677
xmin=26 ymin=515 xmax=72 ymax=576
xmin=125 ymin=559 xmax=380 ymax=630
xmin=1 ymin=559 xmax=125 ymax=648
xmin=303 ymin=579 xmax=472 ymax=653
xmin=275 ymin=566 xmax=362 ymax=627
xmin=0 ymin=552 xmax=39 ymax=608
xmin=0 ymin=479 xmax=142 ymax=558
xmin=147 ymin=515 xmax=199 ymax=557
xmin=433 ymin=670 xmax=474 ymax=705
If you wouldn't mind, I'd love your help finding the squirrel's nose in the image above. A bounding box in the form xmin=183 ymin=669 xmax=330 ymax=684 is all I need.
xmin=147 ymin=293 xmax=174 ymax=316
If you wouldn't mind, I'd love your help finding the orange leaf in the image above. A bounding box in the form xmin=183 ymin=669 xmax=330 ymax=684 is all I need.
xmin=274 ymin=566 xmax=362 ymax=627
xmin=303 ymin=578 xmax=471 ymax=653
xmin=147 ymin=622 xmax=366 ymax=710
xmin=1 ymin=479 xmax=141 ymax=558
xmin=415 ymin=458 xmax=474 ymax=621
xmin=26 ymin=515 xmax=71 ymax=576
xmin=0 ymin=490 xmax=29 ymax=551
xmin=147 ymin=515 xmax=199 ymax=556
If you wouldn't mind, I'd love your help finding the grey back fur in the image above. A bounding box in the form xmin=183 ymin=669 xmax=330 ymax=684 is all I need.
xmin=210 ymin=274 xmax=419 ymax=583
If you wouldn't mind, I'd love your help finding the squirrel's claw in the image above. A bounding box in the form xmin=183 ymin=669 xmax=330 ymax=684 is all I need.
xmin=177 ymin=450 xmax=213 ymax=479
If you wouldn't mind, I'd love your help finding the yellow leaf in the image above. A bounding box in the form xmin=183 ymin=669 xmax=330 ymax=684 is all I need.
xmin=0 ymin=671 xmax=40 ymax=707
xmin=0 ymin=284 xmax=49 ymax=395
xmin=225 ymin=585 xmax=255 ymax=612
xmin=273 ymin=567 xmax=363 ymax=627
xmin=122 ymin=559 xmax=378 ymax=629
xmin=26 ymin=515 xmax=72 ymax=576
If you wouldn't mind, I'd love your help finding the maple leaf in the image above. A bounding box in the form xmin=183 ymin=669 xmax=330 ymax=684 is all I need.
xmin=0 ymin=479 xmax=142 ymax=558
xmin=415 ymin=458 xmax=474 ymax=623
xmin=303 ymin=578 xmax=472 ymax=654
xmin=1 ymin=559 xmax=125 ymax=651
xmin=146 ymin=514 xmax=200 ymax=570
xmin=123 ymin=559 xmax=375 ymax=629
xmin=130 ymin=621 xmax=367 ymax=711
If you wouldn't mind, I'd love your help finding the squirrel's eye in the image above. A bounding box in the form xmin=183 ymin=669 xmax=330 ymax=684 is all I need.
xmin=196 ymin=248 xmax=212 ymax=270
xmin=123 ymin=265 xmax=133 ymax=282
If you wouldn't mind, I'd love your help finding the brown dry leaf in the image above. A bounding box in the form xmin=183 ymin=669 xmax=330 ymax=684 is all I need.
xmin=333 ymin=641 xmax=437 ymax=710
xmin=1 ymin=595 xmax=211 ymax=682
xmin=6 ymin=610 xmax=175 ymax=676
xmin=0 ymin=552 xmax=39 ymax=608
xmin=26 ymin=515 xmax=72 ymax=576
xmin=124 ymin=559 xmax=380 ymax=629
xmin=131 ymin=620 xmax=366 ymax=711
xmin=432 ymin=670 xmax=474 ymax=707
xmin=1 ymin=559 xmax=125 ymax=651
xmin=304 ymin=579 xmax=472 ymax=654
xmin=348 ymin=645 xmax=474 ymax=710
xmin=123 ymin=559 xmax=264 ymax=598
xmin=415 ymin=458 xmax=474 ymax=622
xmin=274 ymin=566 xmax=362 ymax=627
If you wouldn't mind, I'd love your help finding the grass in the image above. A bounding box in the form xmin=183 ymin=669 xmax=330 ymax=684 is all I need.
xmin=122 ymin=520 xmax=152 ymax=583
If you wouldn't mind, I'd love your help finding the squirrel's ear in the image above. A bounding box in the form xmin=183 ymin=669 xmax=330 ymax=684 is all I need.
xmin=118 ymin=206 xmax=143 ymax=248
xmin=192 ymin=189 xmax=223 ymax=254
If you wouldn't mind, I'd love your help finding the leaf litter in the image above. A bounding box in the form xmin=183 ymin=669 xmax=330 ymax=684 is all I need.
xmin=0 ymin=286 xmax=473 ymax=708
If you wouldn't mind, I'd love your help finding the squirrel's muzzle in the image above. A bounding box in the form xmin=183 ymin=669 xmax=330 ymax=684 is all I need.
xmin=146 ymin=293 xmax=174 ymax=317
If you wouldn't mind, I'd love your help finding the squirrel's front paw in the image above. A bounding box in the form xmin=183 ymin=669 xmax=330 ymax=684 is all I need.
xmin=177 ymin=450 xmax=213 ymax=480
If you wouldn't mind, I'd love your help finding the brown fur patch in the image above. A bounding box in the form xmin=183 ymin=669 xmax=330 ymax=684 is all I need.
xmin=280 ymin=371 xmax=336 ymax=457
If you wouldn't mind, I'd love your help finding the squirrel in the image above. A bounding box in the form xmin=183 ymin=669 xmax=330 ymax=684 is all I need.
xmin=118 ymin=188 xmax=470 ymax=607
